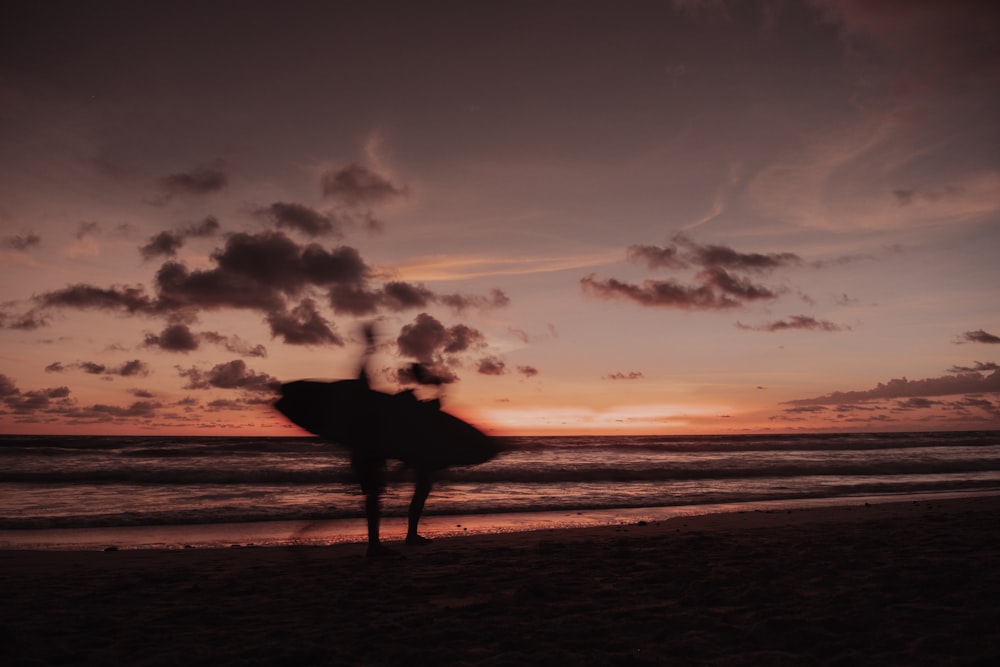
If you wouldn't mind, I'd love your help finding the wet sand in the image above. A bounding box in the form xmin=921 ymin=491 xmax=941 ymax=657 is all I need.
xmin=2 ymin=495 xmax=999 ymax=665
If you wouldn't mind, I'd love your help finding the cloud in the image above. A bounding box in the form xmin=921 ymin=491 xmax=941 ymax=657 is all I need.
xmin=626 ymin=244 xmax=687 ymax=269
xmin=381 ymin=281 xmax=436 ymax=311
xmin=394 ymin=313 xmax=490 ymax=383
xmin=198 ymin=332 xmax=267 ymax=357
xmin=2 ymin=233 xmax=41 ymax=251
xmin=603 ymin=371 xmax=644 ymax=380
xmin=177 ymin=359 xmax=280 ymax=394
xmin=143 ymin=324 xmax=268 ymax=357
xmin=143 ymin=323 xmax=200 ymax=352
xmin=153 ymin=230 xmax=370 ymax=325
xmin=140 ymin=231 xmax=184 ymax=260
xmin=0 ymin=374 xmax=20 ymax=397
xmin=259 ymin=202 xmax=342 ymax=238
xmin=28 ymin=224 xmax=510 ymax=356
xmin=0 ymin=374 xmax=73 ymax=415
xmin=439 ymin=288 xmax=511 ymax=312
xmin=957 ymin=329 xmax=1000 ymax=344
xmin=477 ymin=356 xmax=506 ymax=376
xmin=0 ymin=307 xmax=49 ymax=330
xmin=948 ymin=361 xmax=1000 ymax=373
xmin=48 ymin=360 xmax=151 ymax=377
xmin=140 ymin=217 xmax=220 ymax=259
xmin=584 ymin=236 xmax=800 ymax=311
xmin=581 ymin=274 xmax=744 ymax=310
xmin=320 ymin=163 xmax=407 ymax=206
xmin=37 ymin=283 xmax=157 ymax=314
xmin=160 ymin=162 xmax=228 ymax=199
xmin=735 ymin=316 xmax=850 ymax=332
xmin=266 ymin=298 xmax=343 ymax=346
xmin=894 ymin=397 xmax=941 ymax=410
xmin=517 ymin=365 xmax=539 ymax=378
xmin=329 ymin=283 xmax=509 ymax=317
xmin=784 ymin=370 xmax=1000 ymax=406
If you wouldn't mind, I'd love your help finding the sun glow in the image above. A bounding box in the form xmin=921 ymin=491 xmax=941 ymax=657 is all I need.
xmin=471 ymin=402 xmax=734 ymax=435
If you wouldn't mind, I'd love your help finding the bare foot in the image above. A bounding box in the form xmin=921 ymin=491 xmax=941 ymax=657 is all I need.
xmin=405 ymin=534 xmax=433 ymax=546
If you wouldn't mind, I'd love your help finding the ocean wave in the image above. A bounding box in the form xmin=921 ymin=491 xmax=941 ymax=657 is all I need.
xmin=4 ymin=478 xmax=998 ymax=530
xmin=4 ymin=457 xmax=1000 ymax=485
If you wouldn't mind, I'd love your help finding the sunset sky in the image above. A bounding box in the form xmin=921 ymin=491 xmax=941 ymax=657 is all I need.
xmin=2 ymin=0 xmax=998 ymax=436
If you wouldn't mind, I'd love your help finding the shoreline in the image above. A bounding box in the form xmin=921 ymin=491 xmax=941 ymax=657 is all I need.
xmin=2 ymin=488 xmax=999 ymax=552
xmin=3 ymin=493 xmax=998 ymax=664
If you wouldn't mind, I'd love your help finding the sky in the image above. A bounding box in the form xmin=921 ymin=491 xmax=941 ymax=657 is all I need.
xmin=1 ymin=0 xmax=999 ymax=436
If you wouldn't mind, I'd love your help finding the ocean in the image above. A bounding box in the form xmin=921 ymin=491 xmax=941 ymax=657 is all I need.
xmin=2 ymin=431 xmax=999 ymax=550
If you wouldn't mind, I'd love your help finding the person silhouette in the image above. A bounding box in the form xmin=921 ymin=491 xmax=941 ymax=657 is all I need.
xmin=273 ymin=324 xmax=498 ymax=559
xmin=354 ymin=329 xmax=438 ymax=557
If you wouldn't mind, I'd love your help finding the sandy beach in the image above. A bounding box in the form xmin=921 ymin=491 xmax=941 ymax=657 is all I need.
xmin=2 ymin=495 xmax=999 ymax=666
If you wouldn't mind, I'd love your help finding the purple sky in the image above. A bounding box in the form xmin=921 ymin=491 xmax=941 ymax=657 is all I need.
xmin=1 ymin=1 xmax=998 ymax=435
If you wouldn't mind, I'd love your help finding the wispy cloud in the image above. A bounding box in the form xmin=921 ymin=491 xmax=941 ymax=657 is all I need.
xmin=735 ymin=316 xmax=850 ymax=332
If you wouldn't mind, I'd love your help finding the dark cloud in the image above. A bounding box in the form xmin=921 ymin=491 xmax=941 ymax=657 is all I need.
xmin=679 ymin=237 xmax=800 ymax=272
xmin=37 ymin=284 xmax=156 ymax=314
xmin=160 ymin=163 xmax=228 ymax=198
xmin=381 ymin=281 xmax=435 ymax=311
xmin=784 ymin=370 xmax=1000 ymax=406
xmin=439 ymin=288 xmax=511 ymax=312
xmin=31 ymin=226 xmax=502 ymax=356
xmin=585 ymin=236 xmax=822 ymax=312
xmin=517 ymin=365 xmax=539 ymax=378
xmin=185 ymin=216 xmax=220 ymax=237
xmin=140 ymin=217 xmax=220 ymax=260
xmin=949 ymin=361 xmax=1000 ymax=373
xmin=0 ymin=307 xmax=49 ymax=330
xmin=477 ymin=356 xmax=506 ymax=376
xmin=140 ymin=231 xmax=184 ymax=259
xmin=0 ymin=375 xmax=72 ymax=415
xmin=603 ymin=371 xmax=644 ymax=380
xmin=266 ymin=298 xmax=343 ymax=346
xmin=957 ymin=329 xmax=1000 ymax=344
xmin=627 ymin=244 xmax=687 ymax=269
xmin=79 ymin=361 xmax=106 ymax=374
xmin=0 ymin=374 xmax=19 ymax=397
xmin=259 ymin=202 xmax=341 ymax=238
xmin=894 ymin=397 xmax=941 ymax=410
xmin=178 ymin=359 xmax=280 ymax=394
xmin=144 ymin=323 xmax=200 ymax=352
xmin=198 ymin=332 xmax=267 ymax=357
xmin=581 ymin=274 xmax=742 ymax=310
xmin=85 ymin=401 xmax=162 ymax=418
xmin=2 ymin=233 xmax=41 ymax=251
xmin=154 ymin=231 xmax=369 ymax=315
xmin=735 ymin=316 xmax=850 ymax=332
xmin=320 ymin=164 xmax=406 ymax=206
xmin=329 ymin=283 xmax=508 ymax=317
xmin=61 ymin=360 xmax=150 ymax=377
xmin=442 ymin=324 xmax=486 ymax=353
xmin=395 ymin=313 xmax=488 ymax=382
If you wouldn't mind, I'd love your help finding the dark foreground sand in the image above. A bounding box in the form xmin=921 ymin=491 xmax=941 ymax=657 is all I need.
xmin=2 ymin=496 xmax=999 ymax=666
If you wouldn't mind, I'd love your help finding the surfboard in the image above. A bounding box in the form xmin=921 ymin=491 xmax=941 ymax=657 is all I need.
xmin=275 ymin=379 xmax=499 ymax=470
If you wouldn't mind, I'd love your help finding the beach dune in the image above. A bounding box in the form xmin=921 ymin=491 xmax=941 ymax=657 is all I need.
xmin=2 ymin=495 xmax=999 ymax=665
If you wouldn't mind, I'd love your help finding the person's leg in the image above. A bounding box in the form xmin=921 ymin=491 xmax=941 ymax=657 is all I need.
xmin=354 ymin=454 xmax=399 ymax=557
xmin=406 ymin=468 xmax=433 ymax=545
